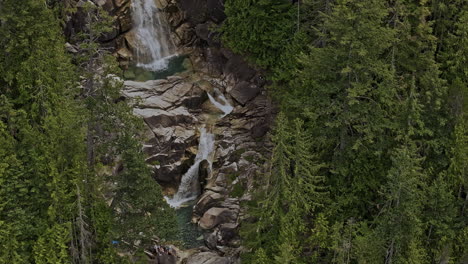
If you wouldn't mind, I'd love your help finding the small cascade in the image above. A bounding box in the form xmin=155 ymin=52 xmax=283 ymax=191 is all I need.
xmin=165 ymin=127 xmax=215 ymax=208
xmin=131 ymin=0 xmax=177 ymax=71
xmin=207 ymin=89 xmax=234 ymax=117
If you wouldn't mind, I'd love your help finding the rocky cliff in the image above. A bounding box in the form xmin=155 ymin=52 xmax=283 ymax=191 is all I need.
xmin=68 ymin=0 xmax=274 ymax=262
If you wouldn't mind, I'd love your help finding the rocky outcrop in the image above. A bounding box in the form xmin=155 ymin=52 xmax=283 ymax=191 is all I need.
xmin=123 ymin=77 xmax=205 ymax=187
xmin=64 ymin=0 xmax=275 ymax=262
xmin=199 ymin=207 xmax=236 ymax=230
xmin=123 ymin=68 xmax=273 ymax=258
xmin=186 ymin=252 xmax=230 ymax=264
xmin=115 ymin=0 xmax=275 ymax=260
xmin=229 ymin=81 xmax=261 ymax=105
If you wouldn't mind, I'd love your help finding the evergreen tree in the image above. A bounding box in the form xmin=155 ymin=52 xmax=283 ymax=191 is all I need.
xmin=68 ymin=1 xmax=177 ymax=253
xmin=0 ymin=0 xmax=176 ymax=261
xmin=289 ymin=0 xmax=398 ymax=220
xmin=372 ymin=143 xmax=428 ymax=263
xmin=242 ymin=114 xmax=326 ymax=263
xmin=0 ymin=0 xmax=84 ymax=261
xmin=222 ymin=0 xmax=295 ymax=69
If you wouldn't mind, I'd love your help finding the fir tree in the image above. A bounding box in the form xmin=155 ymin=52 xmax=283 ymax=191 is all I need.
xmin=222 ymin=0 xmax=296 ymax=69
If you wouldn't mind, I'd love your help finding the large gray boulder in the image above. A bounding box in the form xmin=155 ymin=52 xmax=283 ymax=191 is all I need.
xmin=229 ymin=81 xmax=260 ymax=105
xmin=199 ymin=207 xmax=236 ymax=229
xmin=194 ymin=191 xmax=223 ymax=217
xmin=186 ymin=252 xmax=230 ymax=264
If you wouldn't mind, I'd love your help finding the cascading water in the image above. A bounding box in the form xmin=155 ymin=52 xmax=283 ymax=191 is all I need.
xmin=131 ymin=0 xmax=177 ymax=71
xmin=207 ymin=88 xmax=234 ymax=117
xmin=165 ymin=127 xmax=215 ymax=208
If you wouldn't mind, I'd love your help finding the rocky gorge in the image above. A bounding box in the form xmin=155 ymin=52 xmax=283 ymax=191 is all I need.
xmin=69 ymin=0 xmax=275 ymax=263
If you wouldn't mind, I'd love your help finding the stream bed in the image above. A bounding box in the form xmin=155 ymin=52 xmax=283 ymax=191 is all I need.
xmin=124 ymin=55 xmax=188 ymax=81
xmin=175 ymin=201 xmax=205 ymax=249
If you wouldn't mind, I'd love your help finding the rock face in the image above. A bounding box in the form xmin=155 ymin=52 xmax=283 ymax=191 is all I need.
xmin=115 ymin=0 xmax=275 ymax=261
xmin=124 ymin=74 xmax=273 ymax=262
xmin=186 ymin=252 xmax=230 ymax=264
xmin=199 ymin=207 xmax=236 ymax=229
xmin=123 ymin=70 xmax=273 ymax=262
xmin=229 ymin=81 xmax=260 ymax=105
xmin=65 ymin=0 xmax=274 ymax=262
xmin=123 ymin=77 xmax=205 ymax=187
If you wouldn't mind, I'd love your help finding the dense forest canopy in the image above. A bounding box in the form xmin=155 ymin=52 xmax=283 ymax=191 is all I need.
xmin=0 ymin=0 xmax=176 ymax=263
xmin=0 ymin=0 xmax=466 ymax=263
xmin=223 ymin=0 xmax=467 ymax=263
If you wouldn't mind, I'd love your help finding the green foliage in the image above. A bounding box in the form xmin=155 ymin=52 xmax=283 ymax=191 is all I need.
xmin=112 ymin=132 xmax=178 ymax=246
xmin=231 ymin=181 xmax=245 ymax=198
xmin=34 ymin=223 xmax=71 ymax=264
xmin=66 ymin=1 xmax=178 ymax=254
xmin=222 ymin=0 xmax=295 ymax=69
xmin=372 ymin=144 xmax=428 ymax=263
xmin=241 ymin=113 xmax=327 ymax=263
xmin=0 ymin=1 xmax=83 ymax=262
xmin=234 ymin=0 xmax=468 ymax=262
xmin=0 ymin=0 xmax=177 ymax=262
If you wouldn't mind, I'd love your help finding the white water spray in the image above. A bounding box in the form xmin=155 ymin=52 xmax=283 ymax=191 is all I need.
xmin=131 ymin=0 xmax=177 ymax=71
xmin=207 ymin=89 xmax=234 ymax=117
xmin=165 ymin=127 xmax=215 ymax=208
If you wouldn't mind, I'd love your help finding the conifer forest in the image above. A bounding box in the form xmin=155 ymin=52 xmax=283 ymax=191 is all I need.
xmin=0 ymin=0 xmax=467 ymax=263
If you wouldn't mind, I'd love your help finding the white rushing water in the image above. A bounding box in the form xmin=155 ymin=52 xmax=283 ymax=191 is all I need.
xmin=207 ymin=89 xmax=234 ymax=117
xmin=165 ymin=127 xmax=215 ymax=208
xmin=131 ymin=0 xmax=177 ymax=71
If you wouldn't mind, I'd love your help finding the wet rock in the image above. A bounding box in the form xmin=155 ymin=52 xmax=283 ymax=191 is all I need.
xmin=219 ymin=223 xmax=238 ymax=245
xmin=117 ymin=47 xmax=133 ymax=60
xmin=114 ymin=0 xmax=130 ymax=8
xmin=203 ymin=48 xmax=226 ymax=76
xmin=199 ymin=207 xmax=235 ymax=229
xmin=198 ymin=160 xmax=211 ymax=187
xmin=219 ymin=163 xmax=238 ymax=174
xmin=133 ymin=107 xmax=195 ymax=128
xmin=179 ymin=0 xmax=208 ymax=25
xmin=224 ymin=55 xmax=256 ymax=81
xmin=194 ymin=191 xmax=223 ymax=217
xmin=195 ymin=22 xmax=211 ymax=42
xmin=251 ymin=121 xmax=269 ymax=138
xmin=182 ymin=91 xmax=208 ymax=110
xmin=124 ymin=79 xmax=173 ymax=93
xmin=160 ymin=82 xmax=193 ymax=103
xmin=119 ymin=9 xmax=133 ymax=33
xmin=166 ymin=4 xmax=184 ymax=28
xmin=154 ymin=253 xmax=177 ymax=264
xmin=204 ymin=231 xmax=218 ymax=250
xmin=175 ymin=23 xmax=194 ymax=46
xmin=229 ymin=81 xmax=260 ymax=105
xmin=206 ymin=186 xmax=227 ymax=194
xmin=195 ymin=22 xmax=221 ymax=46
xmin=124 ymin=31 xmax=139 ymax=52
xmin=207 ymin=0 xmax=226 ymax=23
xmin=155 ymin=155 xmax=193 ymax=185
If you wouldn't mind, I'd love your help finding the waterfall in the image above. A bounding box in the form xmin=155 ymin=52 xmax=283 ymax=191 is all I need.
xmin=165 ymin=127 xmax=215 ymax=208
xmin=131 ymin=0 xmax=177 ymax=71
xmin=207 ymin=89 xmax=234 ymax=117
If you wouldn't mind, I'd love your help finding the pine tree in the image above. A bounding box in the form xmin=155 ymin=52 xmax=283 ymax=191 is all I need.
xmin=222 ymin=0 xmax=295 ymax=69
xmin=66 ymin=2 xmax=178 ymax=253
xmin=289 ymin=0 xmax=398 ymax=221
xmin=241 ymin=114 xmax=326 ymax=263
xmin=0 ymin=0 xmax=85 ymax=261
xmin=373 ymin=143 xmax=428 ymax=264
